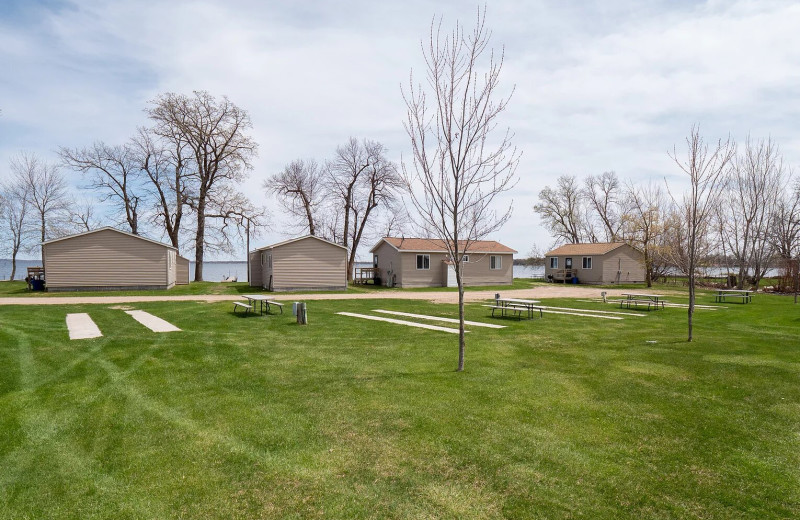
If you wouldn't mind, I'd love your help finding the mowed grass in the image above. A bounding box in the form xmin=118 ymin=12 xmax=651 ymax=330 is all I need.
xmin=1 ymin=293 xmax=799 ymax=519
xmin=0 ymin=277 xmax=539 ymax=298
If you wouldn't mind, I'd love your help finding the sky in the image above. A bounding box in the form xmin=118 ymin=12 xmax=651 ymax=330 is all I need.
xmin=2 ymin=0 xmax=800 ymax=260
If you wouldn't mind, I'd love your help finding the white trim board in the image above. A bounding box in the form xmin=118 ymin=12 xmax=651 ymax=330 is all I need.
xmin=125 ymin=310 xmax=181 ymax=332
xmin=66 ymin=313 xmax=103 ymax=340
xmin=337 ymin=312 xmax=465 ymax=334
xmin=540 ymin=309 xmax=623 ymax=320
xmin=373 ymin=309 xmax=506 ymax=328
xmin=537 ymin=305 xmax=645 ymax=317
xmin=580 ymin=299 xmax=721 ymax=310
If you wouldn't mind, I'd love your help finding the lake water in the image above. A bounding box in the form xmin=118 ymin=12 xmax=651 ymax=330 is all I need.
xmin=7 ymin=259 xmax=781 ymax=283
xmin=1 ymin=259 xmax=545 ymax=282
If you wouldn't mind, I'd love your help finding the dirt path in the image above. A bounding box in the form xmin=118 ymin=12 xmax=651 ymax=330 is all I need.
xmin=0 ymin=286 xmax=675 ymax=306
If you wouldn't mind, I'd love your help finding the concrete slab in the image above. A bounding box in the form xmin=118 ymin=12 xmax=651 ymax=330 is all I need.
xmin=125 ymin=310 xmax=181 ymax=332
xmin=337 ymin=312 xmax=465 ymax=334
xmin=373 ymin=309 xmax=506 ymax=328
xmin=66 ymin=313 xmax=103 ymax=340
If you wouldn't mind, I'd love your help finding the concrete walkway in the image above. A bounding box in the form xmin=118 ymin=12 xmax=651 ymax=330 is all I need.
xmin=0 ymin=286 xmax=666 ymax=306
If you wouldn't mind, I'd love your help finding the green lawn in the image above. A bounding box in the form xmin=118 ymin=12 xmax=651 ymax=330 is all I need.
xmin=0 ymin=278 xmax=540 ymax=298
xmin=1 ymin=291 xmax=799 ymax=518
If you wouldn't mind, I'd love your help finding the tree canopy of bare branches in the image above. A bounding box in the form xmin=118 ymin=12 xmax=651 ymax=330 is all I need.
xmin=147 ymin=91 xmax=258 ymax=281
xmin=718 ymin=136 xmax=783 ymax=289
xmin=533 ymin=175 xmax=584 ymax=244
xmin=623 ymin=181 xmax=667 ymax=287
xmin=402 ymin=8 xmax=519 ymax=371
xmin=0 ymin=175 xmax=31 ymax=280
xmin=327 ymin=138 xmax=402 ymax=279
xmin=11 ymin=152 xmax=69 ymax=261
xmin=59 ymin=141 xmax=143 ymax=234
xmin=668 ymin=125 xmax=735 ymax=341
xmin=265 ymin=159 xmax=324 ymax=236
xmin=585 ymin=171 xmax=623 ymax=242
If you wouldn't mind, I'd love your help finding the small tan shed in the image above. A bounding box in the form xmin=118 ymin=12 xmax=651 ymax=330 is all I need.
xmin=248 ymin=235 xmax=348 ymax=291
xmin=42 ymin=227 xmax=182 ymax=291
xmin=544 ymin=242 xmax=645 ymax=284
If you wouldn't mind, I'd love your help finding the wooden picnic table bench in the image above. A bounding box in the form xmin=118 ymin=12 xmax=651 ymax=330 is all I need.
xmin=488 ymin=298 xmax=543 ymax=319
xmin=241 ymin=295 xmax=285 ymax=315
xmin=620 ymin=293 xmax=666 ymax=311
xmin=714 ymin=289 xmax=752 ymax=303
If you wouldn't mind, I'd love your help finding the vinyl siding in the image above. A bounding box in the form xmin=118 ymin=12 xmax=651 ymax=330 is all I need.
xmin=602 ymin=247 xmax=646 ymax=283
xmin=544 ymin=245 xmax=645 ymax=283
xmin=373 ymin=241 xmax=402 ymax=287
xmin=399 ymin=252 xmax=447 ymax=287
xmin=270 ymin=238 xmax=347 ymax=291
xmin=248 ymin=251 xmax=262 ymax=287
xmin=176 ymin=256 xmax=190 ymax=285
xmin=43 ymin=229 xmax=171 ymax=288
xmin=460 ymin=253 xmax=513 ymax=285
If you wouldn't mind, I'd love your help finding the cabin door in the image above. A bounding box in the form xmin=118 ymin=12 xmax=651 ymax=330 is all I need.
xmin=445 ymin=264 xmax=457 ymax=287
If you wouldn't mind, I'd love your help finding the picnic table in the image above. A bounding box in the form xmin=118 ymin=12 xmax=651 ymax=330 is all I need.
xmin=489 ymin=298 xmax=543 ymax=319
xmin=620 ymin=293 xmax=666 ymax=311
xmin=241 ymin=294 xmax=284 ymax=315
xmin=714 ymin=289 xmax=753 ymax=303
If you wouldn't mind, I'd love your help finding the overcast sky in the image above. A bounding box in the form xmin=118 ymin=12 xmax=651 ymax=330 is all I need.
xmin=2 ymin=0 xmax=800 ymax=259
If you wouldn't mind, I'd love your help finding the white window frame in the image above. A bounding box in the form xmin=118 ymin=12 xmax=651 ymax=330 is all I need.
xmin=490 ymin=255 xmax=502 ymax=270
xmin=462 ymin=255 xmax=469 ymax=263
xmin=373 ymin=254 xmax=379 ymax=267
xmin=416 ymin=254 xmax=430 ymax=270
xmin=582 ymin=256 xmax=592 ymax=269
xmin=261 ymin=252 xmax=265 ymax=266
xmin=268 ymin=254 xmax=272 ymax=268
xmin=550 ymin=257 xmax=558 ymax=269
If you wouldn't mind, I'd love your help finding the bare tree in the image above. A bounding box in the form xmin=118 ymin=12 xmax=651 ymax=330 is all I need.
xmin=720 ymin=136 xmax=782 ymax=289
xmin=403 ymin=8 xmax=519 ymax=371
xmin=265 ymin=158 xmax=324 ymax=236
xmin=66 ymin=196 xmax=100 ymax=232
xmin=147 ymin=91 xmax=257 ymax=281
xmin=133 ymin=127 xmax=192 ymax=248
xmin=623 ymin=180 xmax=667 ymax=287
xmin=585 ymin=171 xmax=623 ymax=242
xmin=328 ymin=138 xmax=370 ymax=248
xmin=12 ymin=152 xmax=69 ymax=261
xmin=668 ymin=126 xmax=735 ymax=341
xmin=0 ymin=177 xmax=31 ymax=280
xmin=534 ymin=175 xmax=585 ymax=244
xmin=327 ymin=138 xmax=402 ymax=279
xmin=59 ymin=142 xmax=142 ymax=234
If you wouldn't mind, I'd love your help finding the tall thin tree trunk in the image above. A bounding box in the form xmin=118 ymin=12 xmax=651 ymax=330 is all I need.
xmin=10 ymin=254 xmax=17 ymax=281
xmin=40 ymin=215 xmax=46 ymax=265
xmin=457 ymin=280 xmax=465 ymax=372
xmin=194 ymin=197 xmax=206 ymax=282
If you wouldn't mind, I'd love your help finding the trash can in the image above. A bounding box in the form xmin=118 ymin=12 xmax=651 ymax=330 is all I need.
xmin=571 ymin=277 xmax=578 ymax=284
xmin=31 ymin=279 xmax=45 ymax=291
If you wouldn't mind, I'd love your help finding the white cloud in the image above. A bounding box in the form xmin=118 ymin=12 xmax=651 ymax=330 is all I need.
xmin=1 ymin=0 xmax=799 ymax=257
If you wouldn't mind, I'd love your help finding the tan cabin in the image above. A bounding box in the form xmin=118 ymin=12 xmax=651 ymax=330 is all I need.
xmin=544 ymin=242 xmax=645 ymax=284
xmin=370 ymin=237 xmax=516 ymax=288
xmin=248 ymin=235 xmax=348 ymax=291
xmin=41 ymin=227 xmax=190 ymax=291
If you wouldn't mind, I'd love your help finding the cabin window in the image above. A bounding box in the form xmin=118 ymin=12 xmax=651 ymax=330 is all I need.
xmin=550 ymin=257 xmax=558 ymax=269
xmin=582 ymin=257 xmax=592 ymax=269
xmin=268 ymin=254 xmax=272 ymax=268
xmin=462 ymin=255 xmax=469 ymax=263
xmin=260 ymin=253 xmax=265 ymax=266
xmin=373 ymin=254 xmax=379 ymax=267
xmin=565 ymin=257 xmax=573 ymax=269
xmin=490 ymin=255 xmax=501 ymax=270
xmin=416 ymin=254 xmax=430 ymax=270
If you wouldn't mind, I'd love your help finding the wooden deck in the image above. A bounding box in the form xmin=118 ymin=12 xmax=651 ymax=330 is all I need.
xmin=353 ymin=267 xmax=379 ymax=284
